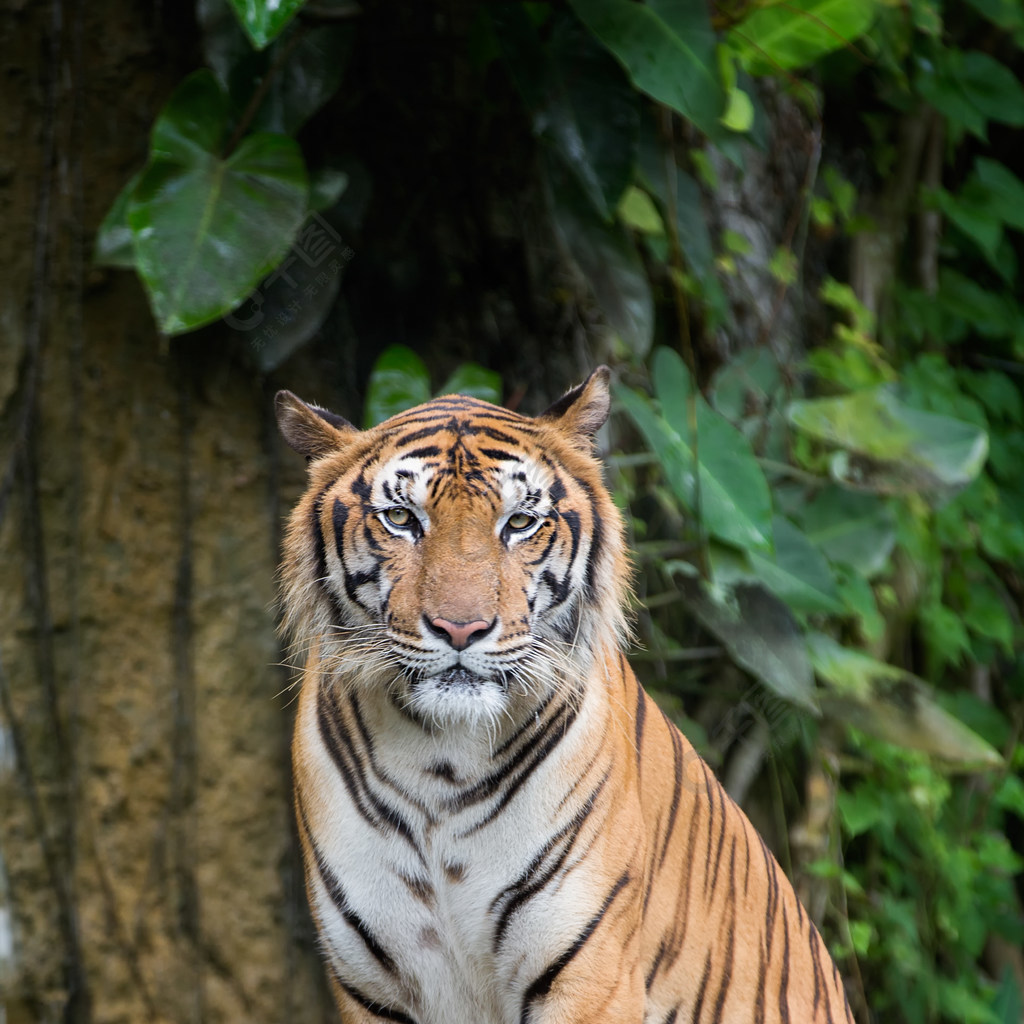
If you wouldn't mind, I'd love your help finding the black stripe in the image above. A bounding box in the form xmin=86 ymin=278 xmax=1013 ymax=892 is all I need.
xmin=463 ymin=705 xmax=579 ymax=833
xmin=336 ymin=978 xmax=417 ymax=1024
xmin=518 ymin=871 xmax=630 ymax=1024
xmin=633 ymin=666 xmax=647 ymax=773
xmin=645 ymin=939 xmax=667 ymax=991
xmin=449 ymin=699 xmax=571 ymax=812
xmin=658 ymin=717 xmax=683 ymax=869
xmin=316 ymin=688 xmax=422 ymax=859
xmin=296 ymin=799 xmax=397 ymax=975
xmin=491 ymin=768 xmax=610 ymax=952
xmin=577 ymin=477 xmax=604 ymax=598
xmin=331 ymin=496 xmax=348 ymax=565
xmin=709 ymin=835 xmax=738 ymax=1023
xmin=708 ymin=777 xmax=728 ymax=898
xmin=690 ymin=951 xmax=713 ymax=1023
xmin=778 ymin=901 xmax=791 ymax=1023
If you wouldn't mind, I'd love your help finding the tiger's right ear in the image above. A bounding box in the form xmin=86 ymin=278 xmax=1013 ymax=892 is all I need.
xmin=275 ymin=390 xmax=357 ymax=458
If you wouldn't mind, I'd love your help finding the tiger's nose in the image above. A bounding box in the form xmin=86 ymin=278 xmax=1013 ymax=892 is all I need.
xmin=426 ymin=616 xmax=494 ymax=651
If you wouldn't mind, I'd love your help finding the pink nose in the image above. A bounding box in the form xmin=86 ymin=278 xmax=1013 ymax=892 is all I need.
xmin=429 ymin=617 xmax=493 ymax=651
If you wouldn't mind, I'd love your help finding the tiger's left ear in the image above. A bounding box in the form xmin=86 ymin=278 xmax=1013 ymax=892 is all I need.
xmin=538 ymin=366 xmax=611 ymax=449
xmin=275 ymin=390 xmax=357 ymax=459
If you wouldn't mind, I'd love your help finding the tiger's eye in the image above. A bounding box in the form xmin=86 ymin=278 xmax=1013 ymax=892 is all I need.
xmin=507 ymin=512 xmax=534 ymax=531
xmin=385 ymin=507 xmax=412 ymax=527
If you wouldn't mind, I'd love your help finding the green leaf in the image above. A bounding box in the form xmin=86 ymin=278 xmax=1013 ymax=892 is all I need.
xmin=916 ymin=48 xmax=1024 ymax=139
xmin=568 ymin=0 xmax=726 ymax=138
xmin=788 ymin=385 xmax=989 ymax=494
xmin=961 ymin=581 xmax=1014 ymax=650
xmin=974 ymin=158 xmax=1024 ymax=233
xmin=363 ymin=345 xmax=431 ymax=427
xmin=675 ymin=572 xmax=819 ymax=712
xmin=437 ymin=364 xmax=502 ymax=404
xmin=747 ymin=517 xmax=843 ymax=615
xmin=807 ymin=633 xmax=1003 ymax=768
xmin=731 ymin=0 xmax=880 ymax=74
xmin=226 ymin=0 xmax=306 ymax=49
xmin=618 ymin=186 xmax=664 ymax=235
xmin=128 ymin=70 xmax=308 ymax=335
xmin=799 ymin=486 xmax=896 ymax=577
xmin=835 ymin=572 xmax=885 ymax=643
xmin=491 ymin=9 xmax=639 ymax=221
xmin=938 ymin=268 xmax=1018 ymax=338
xmin=838 ymin=785 xmax=891 ymax=838
xmin=93 ymin=172 xmax=141 ymax=268
xmin=721 ymin=85 xmax=754 ymax=132
xmin=619 ymin=347 xmax=773 ymax=554
xmin=546 ymin=159 xmax=654 ymax=356
xmin=919 ymin=601 xmax=972 ymax=671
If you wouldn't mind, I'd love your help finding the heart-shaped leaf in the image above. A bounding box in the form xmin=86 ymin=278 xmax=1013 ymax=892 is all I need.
xmin=128 ymin=70 xmax=308 ymax=335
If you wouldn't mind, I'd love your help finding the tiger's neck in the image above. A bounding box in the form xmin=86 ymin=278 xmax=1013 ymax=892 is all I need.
xmin=300 ymin=642 xmax=624 ymax=813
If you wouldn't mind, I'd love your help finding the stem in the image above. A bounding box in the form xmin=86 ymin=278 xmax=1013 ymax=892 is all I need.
xmin=222 ymin=25 xmax=312 ymax=159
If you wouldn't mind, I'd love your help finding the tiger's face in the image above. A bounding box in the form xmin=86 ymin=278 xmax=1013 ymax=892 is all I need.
xmin=277 ymin=369 xmax=628 ymax=730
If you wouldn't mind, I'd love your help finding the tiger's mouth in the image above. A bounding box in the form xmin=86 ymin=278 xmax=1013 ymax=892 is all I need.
xmin=426 ymin=667 xmax=503 ymax=690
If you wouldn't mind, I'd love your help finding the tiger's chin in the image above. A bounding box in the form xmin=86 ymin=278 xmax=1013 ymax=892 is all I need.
xmin=405 ymin=667 xmax=513 ymax=731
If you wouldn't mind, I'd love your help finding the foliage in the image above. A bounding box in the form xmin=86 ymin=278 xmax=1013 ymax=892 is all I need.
xmin=93 ymin=0 xmax=1024 ymax=1019
xmin=94 ymin=0 xmax=353 ymax=336
xmin=363 ymin=346 xmax=502 ymax=428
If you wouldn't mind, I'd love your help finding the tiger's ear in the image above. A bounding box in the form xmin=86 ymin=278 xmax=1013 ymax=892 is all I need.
xmin=275 ymin=390 xmax=356 ymax=458
xmin=538 ymin=366 xmax=611 ymax=449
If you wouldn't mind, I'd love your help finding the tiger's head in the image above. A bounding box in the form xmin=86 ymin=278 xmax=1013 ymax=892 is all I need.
xmin=276 ymin=367 xmax=630 ymax=730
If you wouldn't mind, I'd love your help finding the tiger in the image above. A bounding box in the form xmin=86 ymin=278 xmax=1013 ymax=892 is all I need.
xmin=276 ymin=366 xmax=856 ymax=1024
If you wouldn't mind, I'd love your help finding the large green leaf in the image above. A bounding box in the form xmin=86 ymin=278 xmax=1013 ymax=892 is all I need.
xmin=128 ymin=71 xmax=308 ymax=335
xmin=363 ymin=345 xmax=432 ymax=428
xmin=568 ymin=0 xmax=726 ymax=138
xmin=731 ymin=0 xmax=880 ymax=74
xmin=493 ymin=9 xmax=639 ymax=221
xmin=226 ymin=0 xmax=307 ymax=49
xmin=807 ymin=633 xmax=1002 ymax=768
xmin=652 ymin=346 xmax=774 ymax=553
xmin=746 ymin=517 xmax=843 ymax=615
xmin=675 ymin=571 xmax=818 ymax=713
xmin=799 ymin=486 xmax=896 ymax=577
xmin=788 ymin=385 xmax=989 ymax=494
xmin=546 ymin=160 xmax=654 ymax=356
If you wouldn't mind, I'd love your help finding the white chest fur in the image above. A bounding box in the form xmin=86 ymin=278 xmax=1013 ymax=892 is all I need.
xmin=296 ymin=681 xmax=609 ymax=1024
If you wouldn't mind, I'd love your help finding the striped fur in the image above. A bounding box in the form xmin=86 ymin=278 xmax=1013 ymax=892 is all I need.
xmin=276 ymin=368 xmax=855 ymax=1024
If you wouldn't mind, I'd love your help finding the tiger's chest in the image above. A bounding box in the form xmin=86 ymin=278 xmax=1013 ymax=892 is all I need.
xmin=297 ymin=688 xmax=610 ymax=1024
